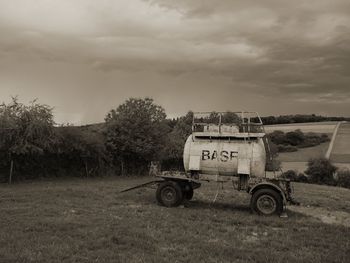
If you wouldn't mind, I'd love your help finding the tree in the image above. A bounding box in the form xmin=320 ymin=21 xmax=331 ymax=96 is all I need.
xmin=56 ymin=126 xmax=108 ymax=177
xmin=161 ymin=111 xmax=193 ymax=170
xmin=0 ymin=97 xmax=55 ymax=182
xmin=221 ymin=111 xmax=241 ymax=124
xmin=105 ymin=98 xmax=168 ymax=175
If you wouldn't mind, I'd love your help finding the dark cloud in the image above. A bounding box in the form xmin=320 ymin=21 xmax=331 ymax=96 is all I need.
xmin=0 ymin=0 xmax=349 ymax=124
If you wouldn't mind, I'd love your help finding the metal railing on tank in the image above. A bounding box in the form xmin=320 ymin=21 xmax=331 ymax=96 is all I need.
xmin=192 ymin=111 xmax=265 ymax=134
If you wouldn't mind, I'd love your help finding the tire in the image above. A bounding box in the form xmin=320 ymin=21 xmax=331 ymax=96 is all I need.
xmin=156 ymin=181 xmax=184 ymax=207
xmin=250 ymin=188 xmax=283 ymax=216
xmin=183 ymin=186 xmax=194 ymax=200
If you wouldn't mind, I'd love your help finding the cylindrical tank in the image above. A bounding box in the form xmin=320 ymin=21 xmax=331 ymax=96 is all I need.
xmin=183 ymin=135 xmax=266 ymax=178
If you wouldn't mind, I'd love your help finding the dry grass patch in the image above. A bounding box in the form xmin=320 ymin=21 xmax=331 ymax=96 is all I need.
xmin=0 ymin=177 xmax=349 ymax=263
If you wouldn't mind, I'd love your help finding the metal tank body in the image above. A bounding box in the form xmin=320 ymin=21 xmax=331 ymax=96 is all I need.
xmin=183 ymin=134 xmax=266 ymax=178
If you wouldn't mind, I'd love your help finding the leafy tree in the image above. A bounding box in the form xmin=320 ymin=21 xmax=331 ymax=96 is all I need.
xmin=221 ymin=111 xmax=241 ymax=124
xmin=161 ymin=111 xmax=193 ymax=170
xmin=105 ymin=98 xmax=168 ymax=175
xmin=0 ymin=97 xmax=56 ymax=182
xmin=56 ymin=126 xmax=108 ymax=177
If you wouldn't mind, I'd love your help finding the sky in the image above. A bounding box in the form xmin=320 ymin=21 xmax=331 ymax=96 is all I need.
xmin=0 ymin=0 xmax=349 ymax=125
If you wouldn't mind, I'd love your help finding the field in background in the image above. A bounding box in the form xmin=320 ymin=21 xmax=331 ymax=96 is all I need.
xmin=330 ymin=122 xmax=350 ymax=163
xmin=264 ymin=121 xmax=337 ymax=133
xmin=0 ymin=176 xmax=349 ymax=263
xmin=265 ymin=121 xmax=350 ymax=173
xmin=278 ymin=140 xmax=330 ymax=162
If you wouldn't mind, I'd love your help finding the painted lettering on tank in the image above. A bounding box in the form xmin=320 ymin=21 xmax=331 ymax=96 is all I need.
xmin=201 ymin=150 xmax=238 ymax=162
xmin=202 ymin=150 xmax=210 ymax=160
xmin=221 ymin=150 xmax=229 ymax=162
xmin=211 ymin=151 xmax=217 ymax=160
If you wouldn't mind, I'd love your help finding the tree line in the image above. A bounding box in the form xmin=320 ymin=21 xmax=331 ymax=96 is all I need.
xmin=260 ymin=114 xmax=349 ymax=125
xmin=0 ymin=97 xmax=189 ymax=182
xmin=0 ymin=97 xmax=348 ymax=182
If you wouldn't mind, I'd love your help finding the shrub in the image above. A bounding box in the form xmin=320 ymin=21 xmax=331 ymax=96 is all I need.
xmin=56 ymin=126 xmax=109 ymax=177
xmin=305 ymin=158 xmax=337 ymax=185
xmin=285 ymin=129 xmax=305 ymax=146
xmin=296 ymin=173 xmax=309 ymax=183
xmin=336 ymin=169 xmax=350 ymax=189
xmin=282 ymin=170 xmax=298 ymax=181
xmin=268 ymin=130 xmax=329 ymax=153
xmin=265 ymin=157 xmax=281 ymax=171
xmin=299 ymin=132 xmax=330 ymax=148
xmin=269 ymin=130 xmax=286 ymax=145
xmin=277 ymin=145 xmax=298 ymax=152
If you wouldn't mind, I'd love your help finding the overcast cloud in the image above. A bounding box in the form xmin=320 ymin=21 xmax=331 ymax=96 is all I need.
xmin=0 ymin=0 xmax=349 ymax=124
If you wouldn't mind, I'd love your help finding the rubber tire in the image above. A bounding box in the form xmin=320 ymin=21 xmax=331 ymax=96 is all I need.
xmin=250 ymin=188 xmax=283 ymax=216
xmin=156 ymin=181 xmax=184 ymax=207
xmin=183 ymin=187 xmax=194 ymax=200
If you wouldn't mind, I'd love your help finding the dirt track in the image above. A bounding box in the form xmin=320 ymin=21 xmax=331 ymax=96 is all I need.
xmin=330 ymin=122 xmax=350 ymax=163
xmin=288 ymin=205 xmax=350 ymax=227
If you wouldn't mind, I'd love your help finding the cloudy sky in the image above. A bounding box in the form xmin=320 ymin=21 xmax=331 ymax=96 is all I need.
xmin=0 ymin=0 xmax=349 ymax=124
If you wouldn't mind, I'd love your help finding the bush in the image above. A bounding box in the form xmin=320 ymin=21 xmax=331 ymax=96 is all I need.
xmin=305 ymin=158 xmax=337 ymax=185
xmin=296 ymin=173 xmax=309 ymax=183
xmin=282 ymin=170 xmax=298 ymax=181
xmin=285 ymin=130 xmax=305 ymax=146
xmin=277 ymin=145 xmax=298 ymax=152
xmin=299 ymin=132 xmax=330 ymax=148
xmin=56 ymin=126 xmax=109 ymax=177
xmin=268 ymin=130 xmax=329 ymax=153
xmin=265 ymin=159 xmax=281 ymax=172
xmin=269 ymin=130 xmax=286 ymax=145
xmin=336 ymin=169 xmax=350 ymax=189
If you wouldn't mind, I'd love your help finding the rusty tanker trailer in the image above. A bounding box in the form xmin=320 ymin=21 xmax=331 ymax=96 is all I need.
xmin=155 ymin=112 xmax=297 ymax=216
xmin=123 ymin=111 xmax=297 ymax=216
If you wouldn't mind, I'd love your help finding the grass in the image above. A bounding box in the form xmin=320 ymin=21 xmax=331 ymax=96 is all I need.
xmin=278 ymin=141 xmax=330 ymax=162
xmin=264 ymin=122 xmax=337 ymax=134
xmin=331 ymin=123 xmax=350 ymax=163
xmin=1 ymin=176 xmax=350 ymax=263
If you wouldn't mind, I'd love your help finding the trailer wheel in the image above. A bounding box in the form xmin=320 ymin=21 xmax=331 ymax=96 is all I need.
xmin=251 ymin=189 xmax=283 ymax=216
xmin=183 ymin=186 xmax=194 ymax=200
xmin=156 ymin=181 xmax=183 ymax=207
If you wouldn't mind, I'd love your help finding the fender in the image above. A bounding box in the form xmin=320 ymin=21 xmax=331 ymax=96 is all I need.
xmin=249 ymin=182 xmax=287 ymax=204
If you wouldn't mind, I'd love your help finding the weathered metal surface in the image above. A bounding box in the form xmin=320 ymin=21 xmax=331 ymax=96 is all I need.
xmin=183 ymin=134 xmax=266 ymax=177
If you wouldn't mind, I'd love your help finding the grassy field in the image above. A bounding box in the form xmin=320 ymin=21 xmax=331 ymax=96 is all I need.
xmin=265 ymin=122 xmax=336 ymax=164
xmin=1 ymin=176 xmax=349 ymax=263
xmin=264 ymin=122 xmax=337 ymax=134
xmin=278 ymin=141 xmax=330 ymax=162
xmin=330 ymin=123 xmax=350 ymax=163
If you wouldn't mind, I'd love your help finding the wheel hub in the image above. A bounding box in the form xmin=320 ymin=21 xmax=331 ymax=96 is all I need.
xmin=257 ymin=194 xmax=277 ymax=215
xmin=162 ymin=187 xmax=176 ymax=202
